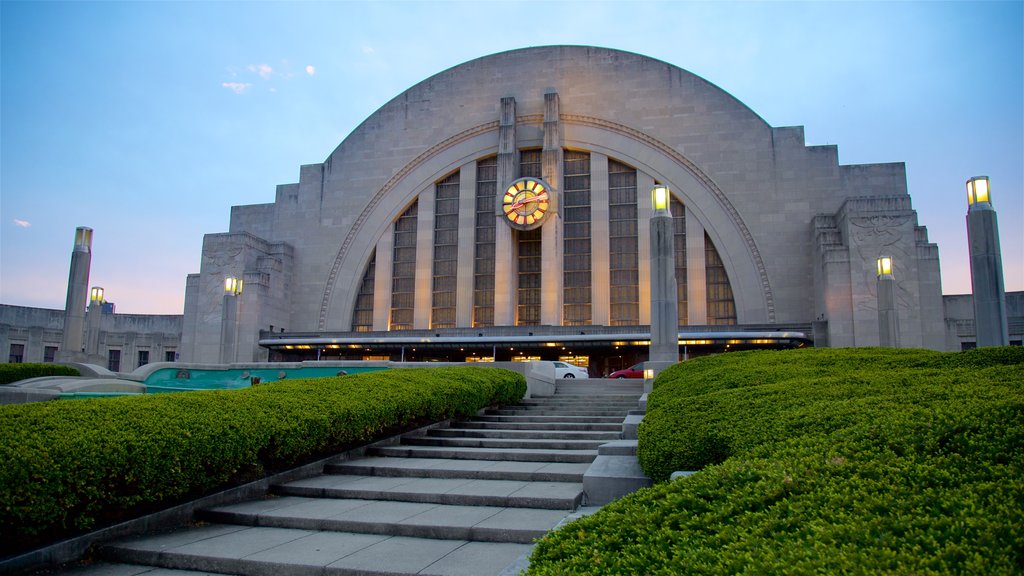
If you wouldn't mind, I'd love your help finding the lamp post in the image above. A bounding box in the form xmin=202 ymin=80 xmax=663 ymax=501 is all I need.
xmin=220 ymin=276 xmax=243 ymax=364
xmin=85 ymin=286 xmax=104 ymax=360
xmin=966 ymin=176 xmax=1009 ymax=347
xmin=876 ymin=257 xmax=898 ymax=347
xmin=648 ymin=185 xmax=679 ymax=386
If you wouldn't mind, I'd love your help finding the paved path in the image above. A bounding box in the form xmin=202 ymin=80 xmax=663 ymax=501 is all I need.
xmin=56 ymin=379 xmax=643 ymax=576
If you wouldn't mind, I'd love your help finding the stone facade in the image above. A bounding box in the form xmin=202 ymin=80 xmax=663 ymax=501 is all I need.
xmin=179 ymin=46 xmax=952 ymax=362
xmin=0 ymin=304 xmax=181 ymax=370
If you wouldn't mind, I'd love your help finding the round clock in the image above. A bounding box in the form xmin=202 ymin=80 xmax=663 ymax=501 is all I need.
xmin=501 ymin=177 xmax=552 ymax=230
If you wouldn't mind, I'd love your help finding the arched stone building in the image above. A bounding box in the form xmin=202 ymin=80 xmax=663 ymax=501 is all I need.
xmin=179 ymin=46 xmax=946 ymax=373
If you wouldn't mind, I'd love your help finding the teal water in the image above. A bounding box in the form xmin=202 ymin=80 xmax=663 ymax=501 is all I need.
xmin=143 ymin=366 xmax=387 ymax=393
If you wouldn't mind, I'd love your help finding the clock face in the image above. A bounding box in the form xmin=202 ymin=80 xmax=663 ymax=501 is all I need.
xmin=502 ymin=178 xmax=552 ymax=230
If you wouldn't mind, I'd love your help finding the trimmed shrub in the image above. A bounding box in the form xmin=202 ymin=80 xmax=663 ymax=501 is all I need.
xmin=528 ymin=348 xmax=1023 ymax=575
xmin=0 ymin=363 xmax=79 ymax=385
xmin=0 ymin=366 xmax=525 ymax=556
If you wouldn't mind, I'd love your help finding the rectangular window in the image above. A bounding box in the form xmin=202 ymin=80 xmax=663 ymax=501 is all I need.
xmin=671 ymin=198 xmax=689 ymax=325
xmin=8 ymin=343 xmax=24 ymax=363
xmin=608 ymin=159 xmax=638 ymax=325
xmin=432 ymin=171 xmax=460 ymax=329
xmin=44 ymin=346 xmax=58 ymax=363
xmin=562 ymin=150 xmax=592 ymax=326
xmin=473 ymin=156 xmax=497 ymax=327
xmin=516 ymin=227 xmax=543 ymax=325
xmin=137 ymin=350 xmax=149 ymax=368
xmin=108 ymin=349 xmax=121 ymax=372
xmin=165 ymin=350 xmax=177 ymax=362
xmin=390 ymin=200 xmax=418 ymax=330
xmin=515 ymin=150 xmax=544 ymax=326
xmin=520 ymin=148 xmax=542 ymax=179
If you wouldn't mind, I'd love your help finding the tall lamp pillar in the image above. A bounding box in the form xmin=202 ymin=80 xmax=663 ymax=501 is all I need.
xmin=85 ymin=287 xmax=104 ymax=360
xmin=966 ymin=176 xmax=1009 ymax=347
xmin=876 ymin=257 xmax=899 ymax=347
xmin=648 ymin=185 xmax=679 ymax=376
xmin=58 ymin=227 xmax=93 ymax=361
xmin=220 ymin=277 xmax=243 ymax=364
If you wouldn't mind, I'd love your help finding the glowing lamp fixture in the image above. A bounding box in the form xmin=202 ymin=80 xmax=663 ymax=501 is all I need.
xmin=651 ymin=185 xmax=670 ymax=213
xmin=876 ymin=256 xmax=893 ymax=277
xmin=90 ymin=286 xmax=104 ymax=304
xmin=224 ymin=276 xmax=243 ymax=295
xmin=643 ymin=368 xmax=655 ymax=379
xmin=966 ymin=176 xmax=990 ymax=205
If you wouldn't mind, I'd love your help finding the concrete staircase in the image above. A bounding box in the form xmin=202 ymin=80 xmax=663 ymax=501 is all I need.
xmin=70 ymin=379 xmax=642 ymax=576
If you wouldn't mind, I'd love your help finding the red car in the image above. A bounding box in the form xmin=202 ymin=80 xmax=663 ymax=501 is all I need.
xmin=608 ymin=363 xmax=645 ymax=378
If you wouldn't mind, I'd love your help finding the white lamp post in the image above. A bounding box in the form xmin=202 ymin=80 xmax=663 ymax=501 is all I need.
xmin=648 ymin=185 xmax=678 ymax=384
xmin=966 ymin=176 xmax=1009 ymax=347
xmin=220 ymin=276 xmax=244 ymax=363
xmin=876 ymin=257 xmax=898 ymax=347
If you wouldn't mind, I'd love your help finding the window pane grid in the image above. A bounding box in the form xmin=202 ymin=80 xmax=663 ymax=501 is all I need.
xmin=390 ymin=201 xmax=418 ymax=330
xmin=562 ymin=150 xmax=592 ymax=325
xmin=352 ymin=251 xmax=376 ymax=331
xmin=432 ymin=171 xmax=459 ymax=329
xmin=608 ymin=159 xmax=638 ymax=325
xmin=474 ymin=157 xmax=497 ymax=326
xmin=517 ymin=227 xmax=542 ymax=325
xmin=705 ymin=231 xmax=737 ymax=325
xmin=672 ymin=198 xmax=689 ymax=325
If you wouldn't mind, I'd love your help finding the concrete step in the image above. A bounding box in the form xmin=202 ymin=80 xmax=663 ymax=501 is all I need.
xmin=197 ymin=495 xmax=570 ymax=544
xmin=427 ymin=428 xmax=620 ymax=441
xmin=555 ymin=389 xmax=643 ymax=396
xmin=273 ymin=474 xmax=584 ymax=510
xmin=451 ymin=420 xmax=623 ymax=432
xmin=325 ymin=456 xmax=590 ymax=482
xmin=517 ymin=397 xmax=640 ymax=405
xmin=473 ymin=414 xmax=626 ymax=423
xmin=370 ymin=444 xmax=598 ymax=463
xmin=485 ymin=408 xmax=633 ymax=417
xmin=403 ymin=435 xmax=607 ymax=451
xmin=100 ymin=524 xmax=533 ymax=576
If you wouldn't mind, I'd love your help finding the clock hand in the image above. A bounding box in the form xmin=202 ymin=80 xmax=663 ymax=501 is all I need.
xmin=509 ymin=191 xmax=548 ymax=211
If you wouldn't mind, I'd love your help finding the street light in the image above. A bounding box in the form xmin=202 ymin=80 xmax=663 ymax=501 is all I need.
xmin=965 ymin=176 xmax=1009 ymax=347
xmin=90 ymin=286 xmax=105 ymax=305
xmin=876 ymin=256 xmax=893 ymax=277
xmin=966 ymin=176 xmax=990 ymax=205
xmin=224 ymin=276 xmax=243 ymax=296
xmin=648 ymin=185 xmax=678 ymax=374
xmin=221 ymin=276 xmax=243 ymax=363
xmin=876 ymin=256 xmax=898 ymax=347
xmin=652 ymin=185 xmax=670 ymax=213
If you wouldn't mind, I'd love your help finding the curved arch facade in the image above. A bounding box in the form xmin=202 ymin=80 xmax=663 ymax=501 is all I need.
xmin=180 ymin=46 xmax=947 ymax=364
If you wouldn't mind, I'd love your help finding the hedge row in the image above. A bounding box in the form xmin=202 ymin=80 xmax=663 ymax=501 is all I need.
xmin=0 ymin=366 xmax=525 ymax=556
xmin=528 ymin=348 xmax=1024 ymax=575
xmin=0 ymin=363 xmax=79 ymax=385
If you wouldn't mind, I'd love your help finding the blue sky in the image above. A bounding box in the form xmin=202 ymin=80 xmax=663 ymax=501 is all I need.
xmin=2 ymin=1 xmax=1021 ymax=315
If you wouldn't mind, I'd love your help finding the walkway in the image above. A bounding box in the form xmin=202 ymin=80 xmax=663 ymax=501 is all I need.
xmin=58 ymin=379 xmax=643 ymax=576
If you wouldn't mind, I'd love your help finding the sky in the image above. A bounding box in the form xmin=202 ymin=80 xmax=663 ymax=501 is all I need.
xmin=1 ymin=1 xmax=1022 ymax=315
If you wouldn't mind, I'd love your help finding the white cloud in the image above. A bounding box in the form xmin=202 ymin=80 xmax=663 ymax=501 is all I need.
xmin=249 ymin=63 xmax=273 ymax=80
xmin=362 ymin=46 xmax=375 ymax=55
xmin=222 ymin=82 xmax=251 ymax=94
xmin=305 ymin=65 xmax=316 ymax=76
xmin=13 ymin=219 xmax=30 ymax=228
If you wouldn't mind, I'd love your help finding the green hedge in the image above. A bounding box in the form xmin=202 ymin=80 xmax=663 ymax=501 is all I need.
xmin=0 ymin=363 xmax=79 ymax=385
xmin=528 ymin=348 xmax=1024 ymax=574
xmin=0 ymin=366 xmax=525 ymax=556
